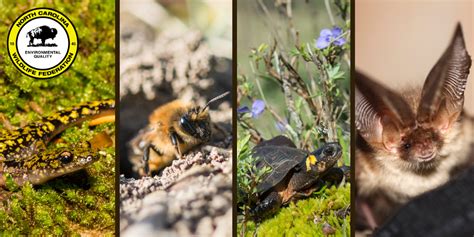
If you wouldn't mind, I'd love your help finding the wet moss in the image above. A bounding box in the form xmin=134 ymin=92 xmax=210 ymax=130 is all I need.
xmin=0 ymin=0 xmax=115 ymax=235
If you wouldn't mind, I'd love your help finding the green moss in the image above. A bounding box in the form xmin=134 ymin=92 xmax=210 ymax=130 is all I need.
xmin=241 ymin=184 xmax=350 ymax=237
xmin=0 ymin=0 xmax=115 ymax=235
xmin=0 ymin=0 xmax=115 ymax=118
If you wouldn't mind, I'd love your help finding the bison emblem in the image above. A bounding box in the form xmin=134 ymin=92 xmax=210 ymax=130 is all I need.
xmin=27 ymin=25 xmax=58 ymax=47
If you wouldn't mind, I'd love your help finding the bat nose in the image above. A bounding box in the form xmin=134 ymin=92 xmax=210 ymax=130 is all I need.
xmin=418 ymin=148 xmax=435 ymax=161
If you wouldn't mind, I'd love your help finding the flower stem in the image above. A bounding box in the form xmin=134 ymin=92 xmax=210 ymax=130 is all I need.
xmin=325 ymin=0 xmax=336 ymax=25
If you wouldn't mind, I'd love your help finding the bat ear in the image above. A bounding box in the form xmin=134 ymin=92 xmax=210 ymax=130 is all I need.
xmin=418 ymin=23 xmax=472 ymax=133
xmin=356 ymin=71 xmax=415 ymax=152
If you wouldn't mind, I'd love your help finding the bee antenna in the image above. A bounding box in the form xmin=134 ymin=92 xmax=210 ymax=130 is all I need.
xmin=201 ymin=91 xmax=230 ymax=112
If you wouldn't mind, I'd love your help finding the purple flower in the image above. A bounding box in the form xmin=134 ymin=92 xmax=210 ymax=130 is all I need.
xmin=251 ymin=100 xmax=265 ymax=118
xmin=237 ymin=106 xmax=251 ymax=114
xmin=315 ymin=26 xmax=346 ymax=49
xmin=275 ymin=119 xmax=288 ymax=132
xmin=237 ymin=100 xmax=266 ymax=118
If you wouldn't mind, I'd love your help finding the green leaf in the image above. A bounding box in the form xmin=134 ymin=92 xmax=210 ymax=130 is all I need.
xmin=257 ymin=43 xmax=268 ymax=53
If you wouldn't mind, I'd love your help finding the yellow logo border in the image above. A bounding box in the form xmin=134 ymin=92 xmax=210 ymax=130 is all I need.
xmin=7 ymin=8 xmax=78 ymax=79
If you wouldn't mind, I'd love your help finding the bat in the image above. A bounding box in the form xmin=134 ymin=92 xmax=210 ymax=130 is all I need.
xmin=355 ymin=23 xmax=473 ymax=230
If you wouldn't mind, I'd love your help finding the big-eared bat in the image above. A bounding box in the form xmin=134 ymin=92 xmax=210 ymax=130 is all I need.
xmin=355 ymin=23 xmax=474 ymax=230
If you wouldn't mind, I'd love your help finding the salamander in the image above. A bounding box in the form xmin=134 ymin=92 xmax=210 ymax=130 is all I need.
xmin=0 ymin=142 xmax=99 ymax=186
xmin=0 ymin=99 xmax=115 ymax=186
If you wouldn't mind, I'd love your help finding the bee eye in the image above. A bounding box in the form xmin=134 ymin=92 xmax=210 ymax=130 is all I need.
xmin=180 ymin=116 xmax=196 ymax=135
xmin=58 ymin=151 xmax=73 ymax=164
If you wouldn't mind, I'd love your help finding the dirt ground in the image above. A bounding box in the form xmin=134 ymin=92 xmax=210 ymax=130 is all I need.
xmin=119 ymin=14 xmax=232 ymax=236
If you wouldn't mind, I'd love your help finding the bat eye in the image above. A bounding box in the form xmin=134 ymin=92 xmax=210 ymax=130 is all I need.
xmin=403 ymin=143 xmax=411 ymax=150
xmin=58 ymin=151 xmax=73 ymax=164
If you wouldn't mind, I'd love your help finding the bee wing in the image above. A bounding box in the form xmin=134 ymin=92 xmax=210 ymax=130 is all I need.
xmin=418 ymin=23 xmax=472 ymax=131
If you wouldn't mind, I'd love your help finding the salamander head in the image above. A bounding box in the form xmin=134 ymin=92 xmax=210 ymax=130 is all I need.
xmin=3 ymin=143 xmax=99 ymax=185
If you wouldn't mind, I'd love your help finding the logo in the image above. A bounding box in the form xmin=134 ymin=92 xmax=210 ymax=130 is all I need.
xmin=7 ymin=8 xmax=78 ymax=79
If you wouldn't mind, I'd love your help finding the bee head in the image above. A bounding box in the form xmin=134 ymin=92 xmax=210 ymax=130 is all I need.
xmin=179 ymin=109 xmax=211 ymax=141
xmin=178 ymin=91 xmax=229 ymax=141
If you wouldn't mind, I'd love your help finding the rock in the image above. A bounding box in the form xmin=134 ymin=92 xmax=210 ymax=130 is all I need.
xmin=119 ymin=145 xmax=232 ymax=236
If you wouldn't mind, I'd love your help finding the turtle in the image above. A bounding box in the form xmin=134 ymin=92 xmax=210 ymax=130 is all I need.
xmin=250 ymin=135 xmax=344 ymax=219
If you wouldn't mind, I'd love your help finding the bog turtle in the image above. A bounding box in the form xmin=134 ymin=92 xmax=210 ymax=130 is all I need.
xmin=250 ymin=135 xmax=344 ymax=219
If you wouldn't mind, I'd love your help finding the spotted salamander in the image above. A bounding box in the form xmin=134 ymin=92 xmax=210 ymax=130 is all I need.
xmin=0 ymin=99 xmax=115 ymax=186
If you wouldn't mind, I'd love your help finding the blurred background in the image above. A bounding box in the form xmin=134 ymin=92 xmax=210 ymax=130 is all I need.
xmin=356 ymin=0 xmax=474 ymax=113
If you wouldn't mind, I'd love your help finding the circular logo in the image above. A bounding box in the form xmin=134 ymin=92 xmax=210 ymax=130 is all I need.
xmin=7 ymin=8 xmax=78 ymax=79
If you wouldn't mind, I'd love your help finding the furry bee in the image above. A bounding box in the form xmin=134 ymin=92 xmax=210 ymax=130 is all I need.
xmin=130 ymin=92 xmax=229 ymax=175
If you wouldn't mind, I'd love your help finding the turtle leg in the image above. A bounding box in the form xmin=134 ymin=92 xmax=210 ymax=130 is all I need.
xmin=286 ymin=172 xmax=327 ymax=202
xmin=251 ymin=191 xmax=282 ymax=221
xmin=321 ymin=167 xmax=345 ymax=185
xmin=292 ymin=179 xmax=325 ymax=200
xmin=289 ymin=172 xmax=320 ymax=192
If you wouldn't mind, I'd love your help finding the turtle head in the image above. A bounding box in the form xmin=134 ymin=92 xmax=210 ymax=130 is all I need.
xmin=305 ymin=142 xmax=342 ymax=173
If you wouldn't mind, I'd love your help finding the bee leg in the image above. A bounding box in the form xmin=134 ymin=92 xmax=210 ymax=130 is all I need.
xmin=143 ymin=144 xmax=163 ymax=176
xmin=169 ymin=131 xmax=183 ymax=158
xmin=143 ymin=144 xmax=152 ymax=175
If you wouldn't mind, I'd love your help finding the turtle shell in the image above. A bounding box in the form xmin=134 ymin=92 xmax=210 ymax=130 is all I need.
xmin=253 ymin=138 xmax=309 ymax=194
xmin=252 ymin=136 xmax=342 ymax=194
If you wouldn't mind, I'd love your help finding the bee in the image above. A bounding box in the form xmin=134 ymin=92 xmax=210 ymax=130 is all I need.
xmin=130 ymin=92 xmax=230 ymax=175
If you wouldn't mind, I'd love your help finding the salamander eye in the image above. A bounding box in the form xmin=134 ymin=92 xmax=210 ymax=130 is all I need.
xmin=58 ymin=151 xmax=73 ymax=164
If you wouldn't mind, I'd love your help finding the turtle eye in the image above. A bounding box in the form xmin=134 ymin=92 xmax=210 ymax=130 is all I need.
xmin=58 ymin=151 xmax=73 ymax=164
xmin=324 ymin=146 xmax=335 ymax=157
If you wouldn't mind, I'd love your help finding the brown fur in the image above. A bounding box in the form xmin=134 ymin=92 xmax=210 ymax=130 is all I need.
xmin=356 ymin=24 xmax=473 ymax=229
xmin=356 ymin=99 xmax=474 ymax=227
